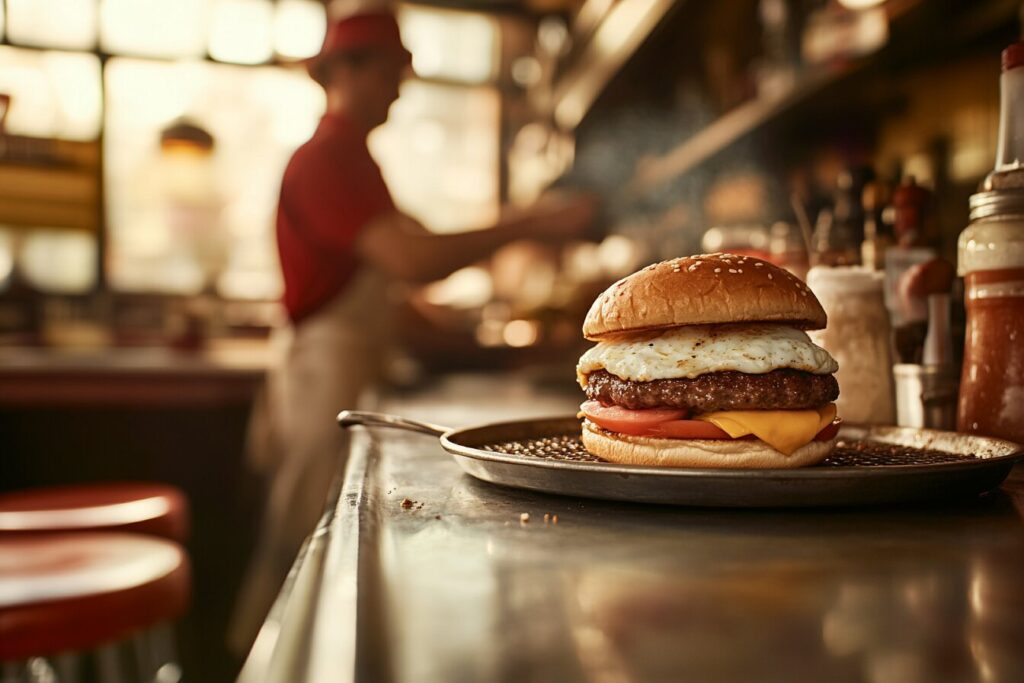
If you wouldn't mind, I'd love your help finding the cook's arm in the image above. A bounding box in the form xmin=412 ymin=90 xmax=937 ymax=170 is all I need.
xmin=356 ymin=192 xmax=596 ymax=283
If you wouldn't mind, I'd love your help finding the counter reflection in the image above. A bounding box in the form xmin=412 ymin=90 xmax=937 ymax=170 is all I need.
xmin=391 ymin=472 xmax=1024 ymax=683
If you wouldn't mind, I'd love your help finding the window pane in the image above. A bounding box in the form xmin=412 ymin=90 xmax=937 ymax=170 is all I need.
xmin=399 ymin=6 xmax=498 ymax=84
xmin=100 ymin=0 xmax=207 ymax=59
xmin=0 ymin=47 xmax=102 ymax=140
xmin=370 ymin=80 xmax=499 ymax=233
xmin=209 ymin=0 xmax=274 ymax=65
xmin=6 ymin=0 xmax=97 ymax=50
xmin=20 ymin=229 xmax=98 ymax=294
xmin=274 ymin=0 xmax=325 ymax=60
xmin=104 ymin=58 xmax=324 ymax=296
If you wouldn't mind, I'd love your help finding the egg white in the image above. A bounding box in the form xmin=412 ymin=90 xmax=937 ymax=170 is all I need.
xmin=577 ymin=324 xmax=838 ymax=386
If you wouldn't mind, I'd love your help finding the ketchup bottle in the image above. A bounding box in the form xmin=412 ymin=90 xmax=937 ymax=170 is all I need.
xmin=957 ymin=43 xmax=1024 ymax=442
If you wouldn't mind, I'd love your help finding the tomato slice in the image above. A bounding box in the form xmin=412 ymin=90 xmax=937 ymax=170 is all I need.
xmin=580 ymin=400 xmax=685 ymax=435
xmin=814 ymin=419 xmax=841 ymax=442
xmin=582 ymin=400 xmax=843 ymax=443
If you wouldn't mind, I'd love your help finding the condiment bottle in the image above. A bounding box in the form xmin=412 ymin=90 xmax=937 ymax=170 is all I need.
xmin=957 ymin=43 xmax=1024 ymax=442
xmin=860 ymin=179 xmax=893 ymax=270
xmin=923 ymin=293 xmax=954 ymax=366
xmin=892 ymin=176 xmax=933 ymax=247
xmin=883 ymin=178 xmax=936 ymax=331
xmin=811 ymin=170 xmax=865 ymax=267
xmin=806 ymin=266 xmax=895 ymax=425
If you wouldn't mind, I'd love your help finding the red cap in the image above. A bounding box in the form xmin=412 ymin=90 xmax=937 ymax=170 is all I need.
xmin=1002 ymin=42 xmax=1024 ymax=72
xmin=307 ymin=11 xmax=411 ymax=83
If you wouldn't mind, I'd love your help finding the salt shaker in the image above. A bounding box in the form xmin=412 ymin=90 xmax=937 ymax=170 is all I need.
xmin=806 ymin=266 xmax=896 ymax=425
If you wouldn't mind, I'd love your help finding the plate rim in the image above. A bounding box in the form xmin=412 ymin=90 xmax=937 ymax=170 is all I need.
xmin=441 ymin=415 xmax=1024 ymax=479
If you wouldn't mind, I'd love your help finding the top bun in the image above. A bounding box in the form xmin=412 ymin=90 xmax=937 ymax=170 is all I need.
xmin=583 ymin=253 xmax=827 ymax=340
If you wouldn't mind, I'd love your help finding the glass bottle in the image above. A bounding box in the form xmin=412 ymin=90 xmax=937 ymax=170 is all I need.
xmin=806 ymin=266 xmax=895 ymax=425
xmin=956 ymin=43 xmax=1024 ymax=442
xmin=812 ymin=168 xmax=870 ymax=266
xmin=860 ymin=179 xmax=893 ymax=270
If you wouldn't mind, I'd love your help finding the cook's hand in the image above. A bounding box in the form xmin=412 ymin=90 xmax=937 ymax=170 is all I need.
xmin=529 ymin=191 xmax=600 ymax=242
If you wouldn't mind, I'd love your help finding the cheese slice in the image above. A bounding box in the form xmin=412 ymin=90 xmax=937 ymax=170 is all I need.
xmin=696 ymin=404 xmax=838 ymax=456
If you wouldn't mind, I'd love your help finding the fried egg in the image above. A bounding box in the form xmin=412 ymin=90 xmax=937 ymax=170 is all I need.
xmin=577 ymin=324 xmax=838 ymax=386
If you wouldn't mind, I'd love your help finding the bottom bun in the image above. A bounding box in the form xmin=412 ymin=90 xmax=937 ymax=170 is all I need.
xmin=581 ymin=421 xmax=835 ymax=469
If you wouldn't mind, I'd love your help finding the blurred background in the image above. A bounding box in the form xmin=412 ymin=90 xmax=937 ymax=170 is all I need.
xmin=0 ymin=0 xmax=1020 ymax=679
xmin=0 ymin=0 xmax=1014 ymax=363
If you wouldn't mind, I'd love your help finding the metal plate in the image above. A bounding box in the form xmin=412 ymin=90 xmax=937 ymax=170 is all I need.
xmin=441 ymin=417 xmax=1024 ymax=507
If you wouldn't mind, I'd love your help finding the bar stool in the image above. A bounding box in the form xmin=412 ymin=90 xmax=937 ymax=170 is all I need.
xmin=0 ymin=483 xmax=189 ymax=543
xmin=0 ymin=532 xmax=190 ymax=683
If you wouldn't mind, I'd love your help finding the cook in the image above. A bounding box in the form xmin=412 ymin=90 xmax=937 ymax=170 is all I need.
xmin=230 ymin=5 xmax=595 ymax=650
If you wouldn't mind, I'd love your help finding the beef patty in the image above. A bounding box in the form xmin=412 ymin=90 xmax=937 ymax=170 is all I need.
xmin=584 ymin=368 xmax=839 ymax=413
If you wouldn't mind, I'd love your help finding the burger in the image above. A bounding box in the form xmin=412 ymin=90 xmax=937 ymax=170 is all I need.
xmin=577 ymin=253 xmax=840 ymax=468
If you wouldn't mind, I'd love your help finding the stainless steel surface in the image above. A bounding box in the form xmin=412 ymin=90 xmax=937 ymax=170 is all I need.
xmin=893 ymin=363 xmax=960 ymax=430
xmin=248 ymin=420 xmax=1024 ymax=683
xmin=338 ymin=412 xmax=1023 ymax=507
xmin=243 ymin=374 xmax=1024 ymax=683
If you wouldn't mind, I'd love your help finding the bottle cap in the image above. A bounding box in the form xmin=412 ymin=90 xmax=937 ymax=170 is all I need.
xmin=1002 ymin=42 xmax=1024 ymax=72
xmin=892 ymin=177 xmax=932 ymax=246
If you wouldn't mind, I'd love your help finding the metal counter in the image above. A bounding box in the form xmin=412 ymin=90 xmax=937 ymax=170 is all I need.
xmin=239 ymin=375 xmax=1024 ymax=683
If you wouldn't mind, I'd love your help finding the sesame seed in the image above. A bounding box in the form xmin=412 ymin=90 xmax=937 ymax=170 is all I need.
xmin=801 ymin=291 xmax=808 ymax=296
xmin=768 ymin=273 xmax=773 ymax=280
xmin=754 ymin=263 xmax=763 ymax=267
xmin=737 ymin=269 xmax=743 ymax=273
xmin=714 ymin=268 xmax=721 ymax=273
xmin=728 ymin=269 xmax=737 ymax=273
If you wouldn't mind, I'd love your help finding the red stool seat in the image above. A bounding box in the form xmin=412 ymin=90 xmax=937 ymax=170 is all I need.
xmin=0 ymin=532 xmax=190 ymax=660
xmin=0 ymin=483 xmax=189 ymax=543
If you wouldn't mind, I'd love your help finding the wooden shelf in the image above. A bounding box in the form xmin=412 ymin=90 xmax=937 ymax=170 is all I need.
xmin=622 ymin=0 xmax=1018 ymax=198
xmin=0 ymin=139 xmax=101 ymax=231
xmin=626 ymin=60 xmax=865 ymax=196
xmin=550 ymin=0 xmax=679 ymax=131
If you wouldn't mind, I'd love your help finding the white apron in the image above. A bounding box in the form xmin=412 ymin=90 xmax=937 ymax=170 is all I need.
xmin=230 ymin=267 xmax=390 ymax=653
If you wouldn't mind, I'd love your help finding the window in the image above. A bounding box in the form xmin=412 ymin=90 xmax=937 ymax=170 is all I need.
xmin=0 ymin=47 xmax=102 ymax=140
xmin=6 ymin=0 xmax=97 ymax=50
xmin=398 ymin=6 xmax=498 ymax=84
xmin=99 ymin=0 xmax=207 ymax=59
xmin=104 ymin=58 xmax=324 ymax=296
xmin=274 ymin=0 xmax=325 ymax=60
xmin=371 ymin=80 xmax=500 ymax=233
xmin=209 ymin=0 xmax=274 ymax=65
xmin=20 ymin=229 xmax=98 ymax=294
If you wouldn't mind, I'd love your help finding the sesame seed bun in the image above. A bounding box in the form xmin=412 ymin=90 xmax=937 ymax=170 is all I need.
xmin=583 ymin=254 xmax=826 ymax=341
xmin=581 ymin=420 xmax=835 ymax=469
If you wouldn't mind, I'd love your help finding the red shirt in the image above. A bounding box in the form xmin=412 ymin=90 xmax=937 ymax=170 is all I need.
xmin=276 ymin=113 xmax=395 ymax=323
